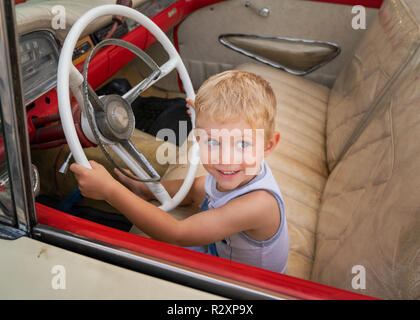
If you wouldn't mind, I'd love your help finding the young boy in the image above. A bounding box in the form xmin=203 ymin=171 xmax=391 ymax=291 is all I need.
xmin=70 ymin=70 xmax=289 ymax=274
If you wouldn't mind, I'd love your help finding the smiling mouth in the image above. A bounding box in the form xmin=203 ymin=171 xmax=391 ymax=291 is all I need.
xmin=217 ymin=169 xmax=240 ymax=177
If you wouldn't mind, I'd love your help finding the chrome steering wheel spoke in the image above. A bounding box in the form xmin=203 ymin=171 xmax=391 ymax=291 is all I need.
xmin=123 ymin=68 xmax=161 ymax=104
xmin=86 ymin=82 xmax=105 ymax=112
xmin=119 ymin=139 xmax=160 ymax=180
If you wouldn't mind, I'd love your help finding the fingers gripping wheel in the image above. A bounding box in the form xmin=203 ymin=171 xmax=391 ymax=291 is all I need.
xmin=57 ymin=5 xmax=199 ymax=211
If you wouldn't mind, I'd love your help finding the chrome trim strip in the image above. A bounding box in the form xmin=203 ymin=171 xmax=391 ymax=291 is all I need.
xmin=219 ymin=33 xmax=341 ymax=76
xmin=33 ymin=224 xmax=289 ymax=300
xmin=0 ymin=0 xmax=36 ymax=233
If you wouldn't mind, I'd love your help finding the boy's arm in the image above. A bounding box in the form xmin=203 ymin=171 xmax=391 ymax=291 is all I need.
xmin=71 ymin=161 xmax=278 ymax=247
xmin=106 ymin=181 xmax=278 ymax=246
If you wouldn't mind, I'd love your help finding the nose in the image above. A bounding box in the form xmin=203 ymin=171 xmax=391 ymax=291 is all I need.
xmin=221 ymin=139 xmax=244 ymax=165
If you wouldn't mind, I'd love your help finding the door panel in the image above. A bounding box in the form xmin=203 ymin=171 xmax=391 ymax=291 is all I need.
xmin=219 ymin=34 xmax=340 ymax=75
xmin=177 ymin=0 xmax=378 ymax=89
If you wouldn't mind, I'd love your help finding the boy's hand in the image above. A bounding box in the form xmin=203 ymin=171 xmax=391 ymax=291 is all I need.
xmin=70 ymin=160 xmax=118 ymax=201
xmin=186 ymin=98 xmax=195 ymax=118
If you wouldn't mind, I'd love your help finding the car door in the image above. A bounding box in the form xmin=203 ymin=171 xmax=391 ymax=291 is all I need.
xmin=0 ymin=0 xmax=222 ymax=300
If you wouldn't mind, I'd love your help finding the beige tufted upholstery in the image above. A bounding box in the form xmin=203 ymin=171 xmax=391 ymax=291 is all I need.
xmin=326 ymin=0 xmax=420 ymax=170
xmin=235 ymin=0 xmax=420 ymax=298
xmin=312 ymin=57 xmax=420 ymax=299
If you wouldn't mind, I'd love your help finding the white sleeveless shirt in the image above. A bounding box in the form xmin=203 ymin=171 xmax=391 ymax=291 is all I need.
xmin=203 ymin=161 xmax=289 ymax=273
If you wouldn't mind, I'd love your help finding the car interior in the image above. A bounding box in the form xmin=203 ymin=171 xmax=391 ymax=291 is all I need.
xmin=10 ymin=0 xmax=420 ymax=299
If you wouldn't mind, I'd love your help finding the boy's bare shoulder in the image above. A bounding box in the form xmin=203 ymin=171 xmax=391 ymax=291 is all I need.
xmin=221 ymin=190 xmax=280 ymax=237
xmin=221 ymin=189 xmax=279 ymax=221
xmin=239 ymin=189 xmax=279 ymax=214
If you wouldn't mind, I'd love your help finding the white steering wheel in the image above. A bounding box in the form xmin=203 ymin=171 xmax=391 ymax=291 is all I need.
xmin=57 ymin=4 xmax=199 ymax=212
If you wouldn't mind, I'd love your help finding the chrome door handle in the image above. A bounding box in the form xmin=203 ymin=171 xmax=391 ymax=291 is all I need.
xmin=245 ymin=1 xmax=270 ymax=17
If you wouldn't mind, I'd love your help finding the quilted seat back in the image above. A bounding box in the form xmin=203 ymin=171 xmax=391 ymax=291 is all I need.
xmin=313 ymin=0 xmax=420 ymax=299
xmin=326 ymin=0 xmax=420 ymax=170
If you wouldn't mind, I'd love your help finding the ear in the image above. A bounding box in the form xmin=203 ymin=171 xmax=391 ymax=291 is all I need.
xmin=264 ymin=131 xmax=280 ymax=157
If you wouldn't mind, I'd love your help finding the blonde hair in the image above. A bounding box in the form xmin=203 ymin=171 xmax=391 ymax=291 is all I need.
xmin=194 ymin=70 xmax=277 ymax=141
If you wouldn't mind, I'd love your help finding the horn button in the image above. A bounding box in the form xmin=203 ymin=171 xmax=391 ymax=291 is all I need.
xmin=96 ymin=94 xmax=135 ymax=141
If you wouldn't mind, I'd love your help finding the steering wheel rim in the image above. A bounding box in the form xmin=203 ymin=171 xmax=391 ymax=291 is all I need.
xmin=57 ymin=4 xmax=199 ymax=212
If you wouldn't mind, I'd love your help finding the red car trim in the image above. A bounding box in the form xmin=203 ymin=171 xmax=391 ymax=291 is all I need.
xmin=308 ymin=0 xmax=383 ymax=8
xmin=26 ymin=89 xmax=60 ymax=142
xmin=35 ymin=202 xmax=377 ymax=300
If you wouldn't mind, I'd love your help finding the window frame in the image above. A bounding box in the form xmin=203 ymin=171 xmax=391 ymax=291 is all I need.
xmin=0 ymin=0 xmax=36 ymax=237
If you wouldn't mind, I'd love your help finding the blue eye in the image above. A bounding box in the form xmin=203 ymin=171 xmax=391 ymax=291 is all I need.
xmin=208 ymin=139 xmax=219 ymax=147
xmin=237 ymin=141 xmax=250 ymax=149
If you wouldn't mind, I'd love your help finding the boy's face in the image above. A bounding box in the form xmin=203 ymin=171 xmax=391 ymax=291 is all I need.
xmin=195 ymin=115 xmax=269 ymax=192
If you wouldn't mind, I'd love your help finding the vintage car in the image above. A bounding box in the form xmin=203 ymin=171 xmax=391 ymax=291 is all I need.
xmin=0 ymin=0 xmax=418 ymax=300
